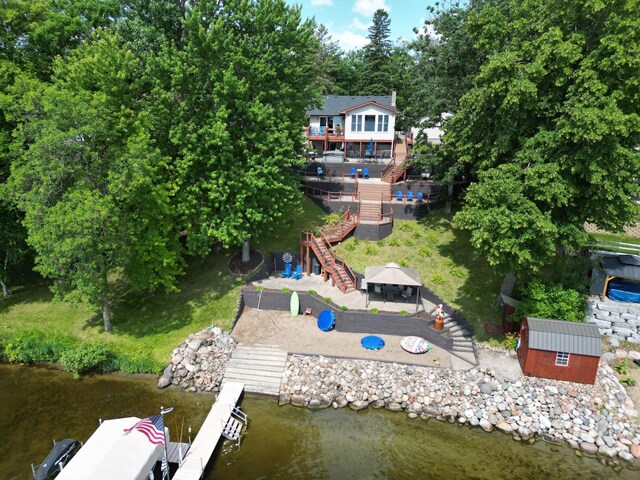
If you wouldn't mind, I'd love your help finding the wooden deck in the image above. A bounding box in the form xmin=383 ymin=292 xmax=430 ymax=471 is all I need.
xmin=172 ymin=382 xmax=244 ymax=480
xmin=223 ymin=345 xmax=287 ymax=396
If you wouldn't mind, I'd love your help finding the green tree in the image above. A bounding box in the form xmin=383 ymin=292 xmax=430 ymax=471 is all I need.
xmin=8 ymin=33 xmax=182 ymax=331
xmin=361 ymin=9 xmax=393 ymax=95
xmin=450 ymin=0 xmax=640 ymax=273
xmin=514 ymin=282 xmax=585 ymax=323
xmin=312 ymin=24 xmax=343 ymax=95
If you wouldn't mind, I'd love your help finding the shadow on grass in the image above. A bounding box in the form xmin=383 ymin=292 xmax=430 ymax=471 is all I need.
xmin=0 ymin=283 xmax=53 ymax=314
xmin=418 ymin=211 xmax=503 ymax=340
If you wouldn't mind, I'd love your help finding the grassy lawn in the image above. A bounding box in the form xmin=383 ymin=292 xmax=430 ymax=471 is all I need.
xmin=587 ymin=232 xmax=640 ymax=254
xmin=334 ymin=209 xmax=504 ymax=338
xmin=0 ymin=197 xmax=328 ymax=367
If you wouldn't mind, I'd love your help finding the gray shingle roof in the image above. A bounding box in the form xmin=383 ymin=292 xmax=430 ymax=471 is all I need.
xmin=307 ymin=95 xmax=394 ymax=116
xmin=602 ymin=255 xmax=640 ymax=280
xmin=527 ymin=317 xmax=601 ymax=357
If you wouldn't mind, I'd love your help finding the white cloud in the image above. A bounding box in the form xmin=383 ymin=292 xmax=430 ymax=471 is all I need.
xmin=350 ymin=18 xmax=369 ymax=31
xmin=353 ymin=0 xmax=391 ymax=17
xmin=311 ymin=0 xmax=333 ymax=5
xmin=335 ymin=30 xmax=368 ymax=51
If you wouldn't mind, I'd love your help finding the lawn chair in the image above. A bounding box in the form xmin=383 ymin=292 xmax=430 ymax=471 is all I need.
xmin=317 ymin=166 xmax=324 ymax=178
xmin=319 ymin=126 xmax=325 ymax=135
xmin=396 ymin=191 xmax=403 ymax=201
xmin=350 ymin=167 xmax=357 ymax=178
xmin=406 ymin=191 xmax=414 ymax=202
xmin=363 ymin=167 xmax=369 ymax=179
xmin=416 ymin=192 xmax=423 ymax=202
xmin=281 ymin=263 xmax=292 ymax=278
xmin=292 ymin=265 xmax=303 ymax=280
xmin=401 ymin=287 xmax=413 ymax=301
xmin=309 ymin=126 xmax=317 ymax=136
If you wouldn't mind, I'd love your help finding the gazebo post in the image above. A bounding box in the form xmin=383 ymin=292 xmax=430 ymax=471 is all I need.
xmin=416 ymin=288 xmax=420 ymax=312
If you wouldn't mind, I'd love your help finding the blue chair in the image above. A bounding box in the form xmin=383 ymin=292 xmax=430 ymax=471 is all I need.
xmin=310 ymin=126 xmax=317 ymax=135
xmin=407 ymin=191 xmax=414 ymax=202
xmin=317 ymin=166 xmax=323 ymax=177
xmin=292 ymin=265 xmax=303 ymax=280
xmin=363 ymin=168 xmax=369 ymax=179
xmin=396 ymin=191 xmax=403 ymax=201
xmin=319 ymin=126 xmax=325 ymax=135
xmin=281 ymin=263 xmax=292 ymax=278
xmin=417 ymin=192 xmax=424 ymax=201
xmin=350 ymin=167 xmax=357 ymax=178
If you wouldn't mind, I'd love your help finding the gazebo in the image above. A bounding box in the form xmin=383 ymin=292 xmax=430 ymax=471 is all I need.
xmin=363 ymin=262 xmax=422 ymax=310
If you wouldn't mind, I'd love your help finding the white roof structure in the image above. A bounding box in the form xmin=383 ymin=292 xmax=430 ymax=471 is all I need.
xmin=57 ymin=417 xmax=163 ymax=480
xmin=364 ymin=263 xmax=422 ymax=286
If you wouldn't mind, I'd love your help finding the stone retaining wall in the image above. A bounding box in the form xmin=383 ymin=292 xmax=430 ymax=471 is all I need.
xmin=586 ymin=298 xmax=640 ymax=343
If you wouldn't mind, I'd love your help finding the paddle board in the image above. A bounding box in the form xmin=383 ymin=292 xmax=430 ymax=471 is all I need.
xmin=400 ymin=336 xmax=431 ymax=354
xmin=290 ymin=291 xmax=300 ymax=317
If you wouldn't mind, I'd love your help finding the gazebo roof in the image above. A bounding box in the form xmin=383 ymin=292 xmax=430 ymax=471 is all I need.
xmin=364 ymin=263 xmax=422 ymax=287
xmin=601 ymin=254 xmax=640 ymax=280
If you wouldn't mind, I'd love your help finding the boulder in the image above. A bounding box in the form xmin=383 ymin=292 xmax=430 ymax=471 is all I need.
xmin=350 ymin=400 xmax=369 ymax=411
xmin=157 ymin=376 xmax=171 ymax=389
xmin=580 ymin=442 xmax=598 ymax=455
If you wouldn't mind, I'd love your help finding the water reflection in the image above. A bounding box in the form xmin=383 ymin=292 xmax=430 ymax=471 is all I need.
xmin=0 ymin=364 xmax=636 ymax=480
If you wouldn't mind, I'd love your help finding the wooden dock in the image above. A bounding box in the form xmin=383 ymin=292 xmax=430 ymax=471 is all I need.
xmin=172 ymin=382 xmax=244 ymax=480
xmin=223 ymin=344 xmax=287 ymax=396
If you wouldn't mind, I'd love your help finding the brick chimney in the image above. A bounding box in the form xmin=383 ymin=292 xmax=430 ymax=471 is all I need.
xmin=391 ymin=91 xmax=396 ymax=107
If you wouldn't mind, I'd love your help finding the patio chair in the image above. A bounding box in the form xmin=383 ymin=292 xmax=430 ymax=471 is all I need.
xmin=417 ymin=192 xmax=423 ymax=201
xmin=317 ymin=166 xmax=324 ymax=178
xmin=350 ymin=167 xmax=357 ymax=178
xmin=396 ymin=191 xmax=403 ymax=201
xmin=281 ymin=263 xmax=292 ymax=278
xmin=406 ymin=191 xmax=414 ymax=202
xmin=363 ymin=167 xmax=369 ymax=179
xmin=319 ymin=126 xmax=326 ymax=135
xmin=309 ymin=126 xmax=317 ymax=136
xmin=292 ymin=265 xmax=303 ymax=280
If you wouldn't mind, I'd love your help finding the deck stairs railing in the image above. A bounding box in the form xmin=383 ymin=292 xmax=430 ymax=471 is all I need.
xmin=221 ymin=406 xmax=249 ymax=447
xmin=301 ymin=230 xmax=357 ymax=293
xmin=321 ymin=207 xmax=358 ymax=242
xmin=381 ymin=138 xmax=409 ymax=184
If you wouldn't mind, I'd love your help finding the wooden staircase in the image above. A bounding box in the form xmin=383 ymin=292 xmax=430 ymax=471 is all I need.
xmin=381 ymin=138 xmax=409 ymax=184
xmin=309 ymin=234 xmax=357 ymax=293
xmin=358 ymin=203 xmax=381 ymax=223
xmin=357 ymin=182 xmax=391 ymax=202
xmin=321 ymin=209 xmax=358 ymax=242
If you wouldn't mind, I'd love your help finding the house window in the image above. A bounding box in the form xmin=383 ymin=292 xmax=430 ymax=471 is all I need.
xmin=364 ymin=115 xmax=376 ymax=132
xmin=377 ymin=114 xmax=389 ymax=132
xmin=555 ymin=352 xmax=570 ymax=366
xmin=351 ymin=115 xmax=363 ymax=132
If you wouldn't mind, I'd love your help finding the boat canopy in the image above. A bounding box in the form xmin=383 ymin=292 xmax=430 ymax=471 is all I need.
xmin=56 ymin=417 xmax=164 ymax=480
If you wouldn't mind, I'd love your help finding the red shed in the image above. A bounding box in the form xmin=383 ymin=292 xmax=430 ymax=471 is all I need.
xmin=517 ymin=317 xmax=601 ymax=384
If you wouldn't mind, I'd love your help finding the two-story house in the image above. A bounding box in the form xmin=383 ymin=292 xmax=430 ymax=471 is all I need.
xmin=306 ymin=93 xmax=398 ymax=161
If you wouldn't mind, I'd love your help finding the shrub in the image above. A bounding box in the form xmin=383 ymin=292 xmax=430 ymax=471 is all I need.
xmin=399 ymin=258 xmax=409 ymax=267
xmin=344 ymin=242 xmax=356 ymax=251
xmin=323 ymin=297 xmax=332 ymax=303
xmin=340 ymin=306 xmax=348 ymax=311
xmin=450 ymin=266 xmax=465 ymax=278
xmin=411 ymin=231 xmax=422 ymax=239
xmin=614 ymin=359 xmax=638 ymax=387
xmin=370 ymin=308 xmax=379 ymax=314
xmin=353 ymin=237 xmax=360 ymax=246
xmin=404 ymin=239 xmax=414 ymax=247
xmin=5 ymin=331 xmax=74 ymax=364
xmin=503 ymin=333 xmax=519 ymax=350
xmin=432 ymin=274 xmax=444 ymax=285
xmin=399 ymin=223 xmax=413 ymax=232
xmin=425 ymin=233 xmax=438 ymax=244
xmin=400 ymin=310 xmax=409 ymax=315
xmin=514 ymin=282 xmax=585 ymax=322
xmin=376 ymin=240 xmax=385 ymax=247
xmin=307 ymin=290 xmax=317 ymax=296
xmin=60 ymin=342 xmax=116 ymax=378
xmin=364 ymin=244 xmax=377 ymax=255
xmin=418 ymin=246 xmax=432 ymax=258
xmin=256 ymin=285 xmax=265 ymax=291
xmin=282 ymin=287 xmax=290 ymax=293
xmin=388 ymin=238 xmax=400 ymax=247
xmin=325 ymin=212 xmax=340 ymax=225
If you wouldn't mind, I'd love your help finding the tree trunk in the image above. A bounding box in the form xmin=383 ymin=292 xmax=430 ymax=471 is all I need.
xmin=102 ymin=303 xmax=112 ymax=332
xmin=242 ymin=238 xmax=250 ymax=263
xmin=0 ymin=279 xmax=7 ymax=298
xmin=444 ymin=181 xmax=454 ymax=214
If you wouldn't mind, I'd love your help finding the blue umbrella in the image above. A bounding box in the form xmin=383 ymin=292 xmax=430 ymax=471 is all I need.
xmin=368 ymin=138 xmax=374 ymax=154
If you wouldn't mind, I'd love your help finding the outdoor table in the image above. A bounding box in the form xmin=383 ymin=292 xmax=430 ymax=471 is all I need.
xmin=382 ymin=285 xmax=400 ymax=301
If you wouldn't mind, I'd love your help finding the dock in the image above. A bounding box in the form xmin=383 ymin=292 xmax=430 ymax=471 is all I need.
xmin=172 ymin=382 xmax=245 ymax=480
xmin=222 ymin=344 xmax=287 ymax=396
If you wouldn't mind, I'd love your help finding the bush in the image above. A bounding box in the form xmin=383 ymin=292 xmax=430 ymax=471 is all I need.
xmin=340 ymin=306 xmax=348 ymax=311
xmin=5 ymin=331 xmax=74 ymax=364
xmin=307 ymin=290 xmax=317 ymax=295
xmin=399 ymin=258 xmax=409 ymax=267
xmin=450 ymin=266 xmax=465 ymax=278
xmin=432 ymin=274 xmax=444 ymax=285
xmin=387 ymin=238 xmax=400 ymax=247
xmin=411 ymin=231 xmax=422 ymax=239
xmin=404 ymin=239 xmax=414 ymax=247
xmin=364 ymin=244 xmax=377 ymax=255
xmin=370 ymin=308 xmax=379 ymax=314
xmin=400 ymin=310 xmax=409 ymax=315
xmin=282 ymin=287 xmax=290 ymax=293
xmin=418 ymin=246 xmax=432 ymax=258
xmin=352 ymin=238 xmax=360 ymax=246
xmin=514 ymin=282 xmax=585 ymax=322
xmin=323 ymin=297 xmax=332 ymax=303
xmin=344 ymin=242 xmax=356 ymax=251
xmin=60 ymin=342 xmax=115 ymax=378
xmin=399 ymin=223 xmax=413 ymax=232
xmin=376 ymin=240 xmax=385 ymax=247
xmin=425 ymin=233 xmax=438 ymax=244
xmin=503 ymin=333 xmax=519 ymax=350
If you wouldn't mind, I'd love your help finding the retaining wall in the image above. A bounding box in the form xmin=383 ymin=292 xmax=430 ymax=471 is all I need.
xmin=585 ymin=298 xmax=640 ymax=343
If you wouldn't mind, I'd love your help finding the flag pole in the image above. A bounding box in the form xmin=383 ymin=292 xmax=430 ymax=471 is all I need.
xmin=161 ymin=406 xmax=174 ymax=480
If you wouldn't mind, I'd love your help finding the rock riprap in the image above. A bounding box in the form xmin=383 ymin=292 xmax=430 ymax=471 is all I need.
xmin=279 ymin=355 xmax=640 ymax=462
xmin=158 ymin=327 xmax=235 ymax=392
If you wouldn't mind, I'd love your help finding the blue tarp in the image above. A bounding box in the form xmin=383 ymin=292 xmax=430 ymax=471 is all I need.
xmin=608 ymin=280 xmax=640 ymax=303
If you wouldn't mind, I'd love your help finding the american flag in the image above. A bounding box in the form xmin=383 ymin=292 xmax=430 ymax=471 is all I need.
xmin=123 ymin=415 xmax=165 ymax=445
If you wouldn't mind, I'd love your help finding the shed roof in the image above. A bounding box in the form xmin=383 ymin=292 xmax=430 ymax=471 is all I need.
xmin=526 ymin=317 xmax=601 ymax=357
xmin=307 ymin=95 xmax=394 ymax=116
xmin=601 ymin=254 xmax=640 ymax=281
xmin=364 ymin=263 xmax=422 ymax=287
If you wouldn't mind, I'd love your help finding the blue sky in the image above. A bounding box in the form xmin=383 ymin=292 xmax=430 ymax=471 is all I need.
xmin=286 ymin=0 xmax=440 ymax=50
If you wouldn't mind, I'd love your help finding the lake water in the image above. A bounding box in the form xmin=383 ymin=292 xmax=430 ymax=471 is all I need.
xmin=0 ymin=364 xmax=636 ymax=479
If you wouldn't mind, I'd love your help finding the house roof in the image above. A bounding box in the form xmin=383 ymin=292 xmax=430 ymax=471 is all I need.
xmin=526 ymin=317 xmax=601 ymax=357
xmin=307 ymin=95 xmax=395 ymax=116
xmin=602 ymin=254 xmax=640 ymax=280
xmin=364 ymin=263 xmax=422 ymax=287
